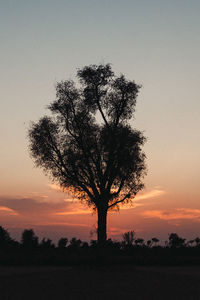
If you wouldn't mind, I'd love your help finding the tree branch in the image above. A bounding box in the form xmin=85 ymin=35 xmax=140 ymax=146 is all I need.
xmin=108 ymin=193 xmax=131 ymax=209
xmin=110 ymin=178 xmax=125 ymax=197
xmin=95 ymin=86 xmax=108 ymax=126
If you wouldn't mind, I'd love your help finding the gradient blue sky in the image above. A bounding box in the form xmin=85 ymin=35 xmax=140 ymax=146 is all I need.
xmin=0 ymin=0 xmax=200 ymax=242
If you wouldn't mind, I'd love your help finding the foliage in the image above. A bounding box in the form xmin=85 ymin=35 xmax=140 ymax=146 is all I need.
xmin=28 ymin=64 xmax=146 ymax=244
xmin=0 ymin=226 xmax=13 ymax=248
xmin=151 ymin=237 xmax=159 ymax=246
xmin=21 ymin=229 xmax=39 ymax=249
xmin=40 ymin=238 xmax=55 ymax=249
xmin=168 ymin=233 xmax=186 ymax=248
xmin=58 ymin=238 xmax=68 ymax=249
xmin=122 ymin=230 xmax=135 ymax=246
xmin=135 ymin=238 xmax=144 ymax=246
xmin=1 ymin=226 xmax=200 ymax=266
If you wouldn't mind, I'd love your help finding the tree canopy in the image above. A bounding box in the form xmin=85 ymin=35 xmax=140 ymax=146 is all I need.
xmin=28 ymin=64 xmax=146 ymax=244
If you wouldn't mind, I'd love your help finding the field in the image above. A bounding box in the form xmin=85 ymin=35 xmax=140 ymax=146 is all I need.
xmin=0 ymin=266 xmax=200 ymax=299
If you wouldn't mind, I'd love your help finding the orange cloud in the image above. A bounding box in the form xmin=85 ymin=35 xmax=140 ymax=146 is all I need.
xmin=35 ymin=221 xmax=91 ymax=228
xmin=0 ymin=206 xmax=18 ymax=216
xmin=55 ymin=209 xmax=91 ymax=216
xmin=135 ymin=189 xmax=166 ymax=201
xmin=142 ymin=208 xmax=200 ymax=222
xmin=117 ymin=189 xmax=166 ymax=211
xmin=48 ymin=184 xmax=63 ymax=191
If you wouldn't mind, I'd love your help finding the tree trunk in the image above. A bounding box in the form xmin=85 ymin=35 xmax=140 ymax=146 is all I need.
xmin=97 ymin=206 xmax=108 ymax=246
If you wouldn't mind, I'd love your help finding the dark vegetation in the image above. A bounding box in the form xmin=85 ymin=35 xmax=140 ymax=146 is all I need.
xmin=2 ymin=226 xmax=200 ymax=266
xmin=28 ymin=64 xmax=146 ymax=245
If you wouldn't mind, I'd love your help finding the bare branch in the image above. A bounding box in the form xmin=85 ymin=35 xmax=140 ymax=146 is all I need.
xmin=108 ymin=193 xmax=131 ymax=209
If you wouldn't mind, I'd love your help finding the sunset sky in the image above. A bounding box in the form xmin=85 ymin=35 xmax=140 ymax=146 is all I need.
xmin=0 ymin=0 xmax=200 ymax=243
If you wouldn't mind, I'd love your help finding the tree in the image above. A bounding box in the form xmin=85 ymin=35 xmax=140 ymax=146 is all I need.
xmin=0 ymin=226 xmax=12 ymax=248
xmin=135 ymin=238 xmax=144 ymax=246
xmin=40 ymin=238 xmax=55 ymax=249
xmin=151 ymin=237 xmax=159 ymax=247
xmin=28 ymin=64 xmax=146 ymax=246
xmin=21 ymin=229 xmax=39 ymax=249
xmin=58 ymin=237 xmax=68 ymax=249
xmin=194 ymin=237 xmax=200 ymax=247
xmin=122 ymin=230 xmax=135 ymax=246
xmin=168 ymin=233 xmax=186 ymax=248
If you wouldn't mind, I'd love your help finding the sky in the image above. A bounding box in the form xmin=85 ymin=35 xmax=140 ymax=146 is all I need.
xmin=0 ymin=0 xmax=200 ymax=243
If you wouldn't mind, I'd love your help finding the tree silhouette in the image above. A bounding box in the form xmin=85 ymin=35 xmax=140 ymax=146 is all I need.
xmin=40 ymin=238 xmax=55 ymax=249
xmin=21 ymin=229 xmax=39 ymax=249
xmin=194 ymin=237 xmax=200 ymax=247
xmin=58 ymin=237 xmax=68 ymax=249
xmin=0 ymin=226 xmax=12 ymax=248
xmin=135 ymin=238 xmax=144 ymax=246
xmin=69 ymin=237 xmax=82 ymax=248
xmin=151 ymin=237 xmax=159 ymax=247
xmin=168 ymin=233 xmax=186 ymax=248
xmin=146 ymin=240 xmax=152 ymax=247
xmin=122 ymin=230 xmax=135 ymax=246
xmin=28 ymin=64 xmax=146 ymax=245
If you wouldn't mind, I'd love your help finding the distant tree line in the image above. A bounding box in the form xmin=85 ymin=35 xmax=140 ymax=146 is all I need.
xmin=1 ymin=226 xmax=200 ymax=266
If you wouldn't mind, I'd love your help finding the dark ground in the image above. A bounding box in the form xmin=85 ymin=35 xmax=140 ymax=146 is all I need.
xmin=0 ymin=265 xmax=200 ymax=300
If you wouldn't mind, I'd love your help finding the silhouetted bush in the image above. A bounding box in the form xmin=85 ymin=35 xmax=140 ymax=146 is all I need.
xmin=58 ymin=238 xmax=68 ymax=249
xmin=2 ymin=226 xmax=200 ymax=266
xmin=21 ymin=229 xmax=39 ymax=250
xmin=151 ymin=237 xmax=159 ymax=246
xmin=135 ymin=238 xmax=145 ymax=246
xmin=122 ymin=230 xmax=135 ymax=247
xmin=195 ymin=237 xmax=200 ymax=247
xmin=168 ymin=233 xmax=186 ymax=248
xmin=40 ymin=238 xmax=55 ymax=250
xmin=0 ymin=226 xmax=12 ymax=248
xmin=0 ymin=226 xmax=19 ymax=251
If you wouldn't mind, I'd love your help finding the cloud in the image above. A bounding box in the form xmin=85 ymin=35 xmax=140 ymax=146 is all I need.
xmin=64 ymin=198 xmax=75 ymax=202
xmin=135 ymin=189 xmax=166 ymax=201
xmin=108 ymin=226 xmax=132 ymax=235
xmin=116 ymin=202 xmax=143 ymax=211
xmin=48 ymin=184 xmax=63 ymax=192
xmin=142 ymin=208 xmax=200 ymax=222
xmin=0 ymin=197 xmax=69 ymax=216
xmin=0 ymin=206 xmax=18 ymax=216
xmin=55 ymin=209 xmax=91 ymax=216
xmin=34 ymin=222 xmax=91 ymax=228
xmin=0 ymin=188 xmax=166 ymax=228
xmin=27 ymin=192 xmax=49 ymax=199
xmin=116 ymin=189 xmax=166 ymax=211
xmin=0 ymin=195 xmax=93 ymax=220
